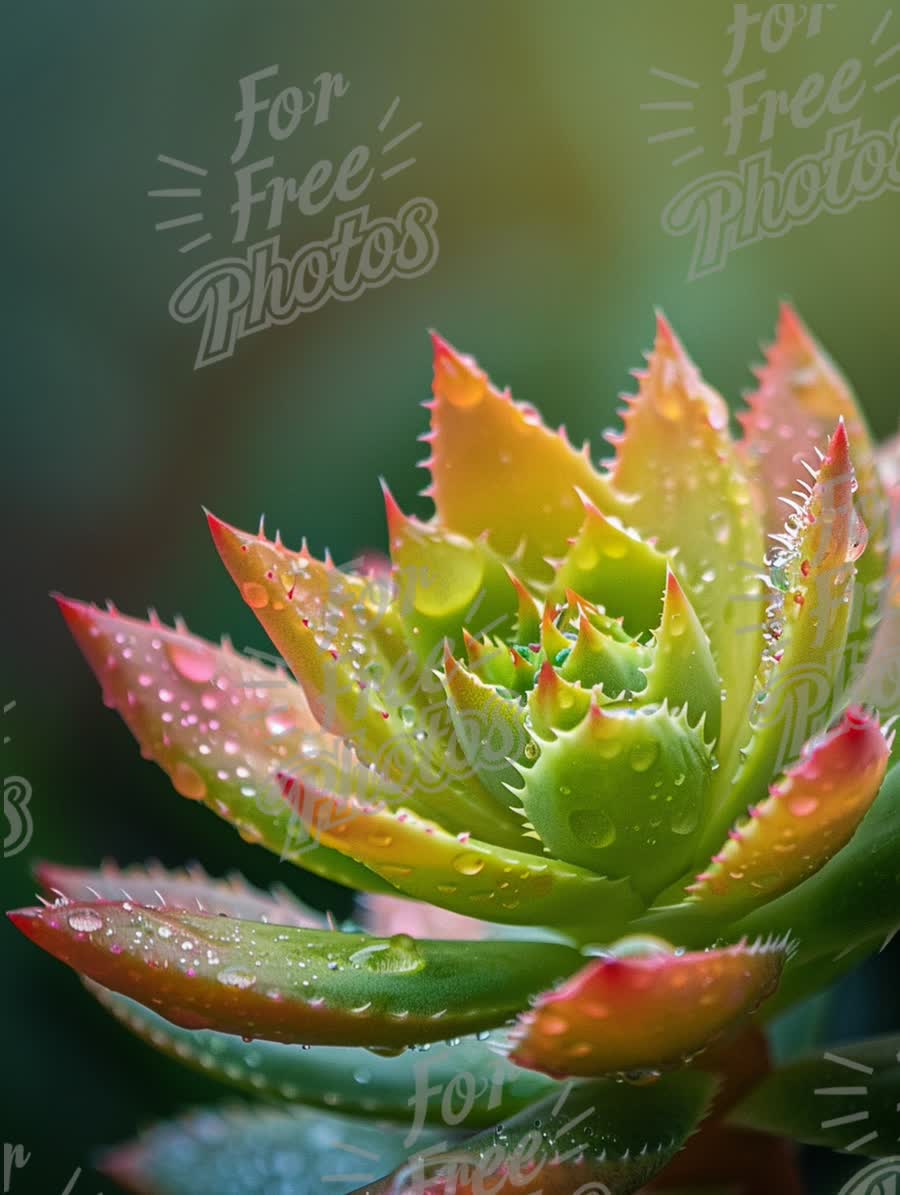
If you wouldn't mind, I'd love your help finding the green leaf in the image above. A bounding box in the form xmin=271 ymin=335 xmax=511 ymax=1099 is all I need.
xmin=356 ymin=1068 xmax=716 ymax=1194
xmin=546 ymin=492 xmax=669 ymax=637
xmin=426 ymin=333 xmax=612 ymax=587
xmin=600 ymin=315 xmax=765 ymax=777
xmin=8 ymin=901 xmax=581 ymax=1048
xmin=383 ymin=482 xmax=518 ymax=654
xmin=88 ymin=982 xmax=557 ymax=1126
xmin=519 ymin=700 xmax=714 ymax=899
xmin=738 ymin=304 xmax=888 ymax=687
xmin=208 ymin=513 xmax=529 ymax=851
xmin=699 ymin=420 xmax=868 ymax=857
xmin=100 ymin=1103 xmax=442 ymax=1195
xmin=291 ymin=784 xmax=641 ymax=934
xmin=729 ymin=1034 xmax=900 ymax=1157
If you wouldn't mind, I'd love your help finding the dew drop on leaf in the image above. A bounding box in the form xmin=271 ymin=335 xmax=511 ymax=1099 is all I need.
xmin=67 ymin=910 xmax=103 ymax=933
xmin=217 ymin=967 xmax=257 ymax=990
xmin=569 ymin=808 xmax=616 ymax=848
xmin=172 ymin=761 xmax=207 ymax=801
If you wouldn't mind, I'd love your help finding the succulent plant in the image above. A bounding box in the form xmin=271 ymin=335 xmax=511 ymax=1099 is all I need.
xmin=9 ymin=307 xmax=900 ymax=1194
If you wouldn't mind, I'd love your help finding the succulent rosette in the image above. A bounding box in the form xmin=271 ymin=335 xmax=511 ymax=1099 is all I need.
xmin=10 ymin=308 xmax=900 ymax=1193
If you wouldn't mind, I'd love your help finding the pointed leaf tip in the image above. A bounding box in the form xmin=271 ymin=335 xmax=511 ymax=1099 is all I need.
xmin=510 ymin=936 xmax=787 ymax=1077
xmin=690 ymin=705 xmax=890 ymax=915
xmin=11 ymin=899 xmax=582 ymax=1048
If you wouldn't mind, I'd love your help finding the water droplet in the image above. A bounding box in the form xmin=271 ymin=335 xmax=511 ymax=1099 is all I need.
xmin=68 ymin=910 xmax=103 ymax=933
xmin=218 ymin=968 xmax=256 ymax=991
xmin=265 ymin=710 xmax=296 ymax=737
xmin=789 ymin=795 xmax=818 ymax=817
xmin=349 ymin=935 xmax=425 ymax=975
xmin=242 ymin=582 xmax=269 ymax=609
xmin=452 ymin=852 xmax=485 ymax=876
xmin=629 ymin=741 xmax=659 ymax=773
xmin=576 ymin=545 xmax=599 ymax=571
xmin=523 ymin=741 xmax=539 ymax=761
xmin=172 ymin=761 xmax=207 ymax=801
xmin=569 ymin=808 xmax=616 ymax=848
xmin=670 ymin=791 xmax=700 ymax=836
xmin=166 ymin=641 xmax=216 ymax=684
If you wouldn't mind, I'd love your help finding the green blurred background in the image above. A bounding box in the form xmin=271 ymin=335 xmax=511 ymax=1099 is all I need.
xmin=2 ymin=2 xmax=898 ymax=1191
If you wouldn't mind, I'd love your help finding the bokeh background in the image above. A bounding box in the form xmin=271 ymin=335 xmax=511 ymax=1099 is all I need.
xmin=2 ymin=2 xmax=899 ymax=1191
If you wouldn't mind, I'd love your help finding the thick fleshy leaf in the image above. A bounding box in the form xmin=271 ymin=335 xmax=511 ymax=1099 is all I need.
xmin=101 ymin=1104 xmax=441 ymax=1195
xmin=739 ymin=303 xmax=888 ymax=674
xmin=684 ymin=706 xmax=890 ymax=918
xmin=441 ymin=644 xmax=532 ymax=813
xmin=700 ymin=421 xmax=867 ymax=855
xmin=56 ymin=597 xmax=390 ymax=893
xmin=89 ymin=983 xmax=557 ymax=1124
xmin=852 ymin=483 xmax=900 ymax=724
xmin=641 ymin=568 xmax=722 ymax=742
xmin=356 ymin=1068 xmax=716 ymax=1195
xmin=547 ymin=493 xmax=669 ymax=637
xmin=601 ymin=315 xmax=766 ymax=768
xmin=287 ymin=784 xmax=641 ymax=935
xmin=734 ymin=761 xmax=900 ymax=968
xmin=8 ymin=901 xmax=581 ymax=1047
xmin=558 ymin=608 xmax=650 ymax=696
xmin=519 ymin=701 xmax=715 ymax=898
xmin=509 ymin=936 xmax=788 ymax=1078
xmin=208 ymin=514 xmax=528 ymax=851
xmin=427 ymin=334 xmax=611 ymax=586
xmin=383 ymin=483 xmax=517 ymax=653
xmin=35 ymin=860 xmax=324 ymax=927
xmin=729 ymin=1034 xmax=900 ymax=1157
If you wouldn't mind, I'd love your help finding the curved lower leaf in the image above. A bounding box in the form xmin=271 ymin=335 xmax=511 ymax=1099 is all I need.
xmin=89 ymin=981 xmax=556 ymax=1125
xmin=100 ymin=1103 xmax=442 ymax=1195
xmin=8 ymin=901 xmax=581 ymax=1048
xmin=356 ymin=1068 xmax=716 ymax=1194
